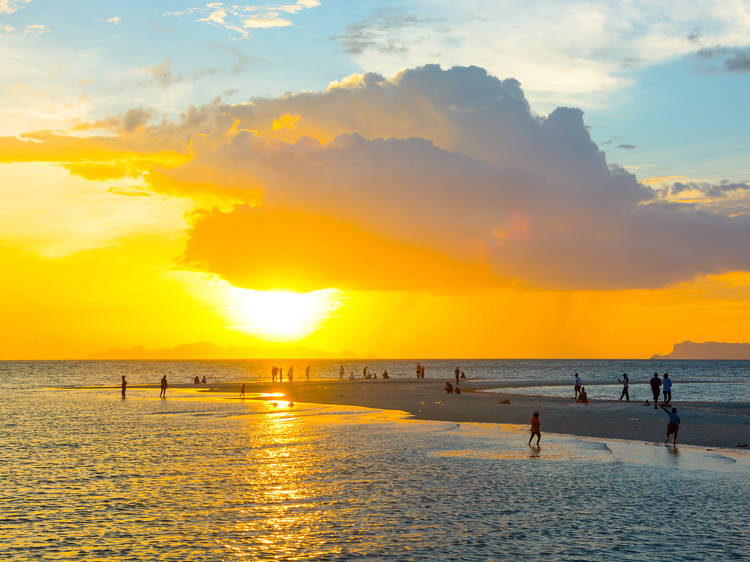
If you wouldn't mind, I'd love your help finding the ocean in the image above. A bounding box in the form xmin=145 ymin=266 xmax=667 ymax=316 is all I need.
xmin=2 ymin=360 xmax=749 ymax=560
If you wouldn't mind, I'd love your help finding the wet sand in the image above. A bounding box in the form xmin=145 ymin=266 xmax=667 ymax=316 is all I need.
xmin=126 ymin=378 xmax=750 ymax=449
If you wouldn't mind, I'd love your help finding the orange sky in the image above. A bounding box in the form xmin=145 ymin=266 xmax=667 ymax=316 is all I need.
xmin=2 ymin=67 xmax=750 ymax=359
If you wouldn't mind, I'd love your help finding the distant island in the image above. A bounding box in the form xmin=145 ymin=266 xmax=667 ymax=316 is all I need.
xmin=89 ymin=341 xmax=357 ymax=360
xmin=652 ymin=341 xmax=750 ymax=360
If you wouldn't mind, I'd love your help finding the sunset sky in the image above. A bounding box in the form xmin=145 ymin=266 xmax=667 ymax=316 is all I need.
xmin=2 ymin=0 xmax=750 ymax=359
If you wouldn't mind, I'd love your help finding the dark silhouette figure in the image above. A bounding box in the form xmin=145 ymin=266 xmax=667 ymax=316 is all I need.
xmin=454 ymin=366 xmax=460 ymax=386
xmin=460 ymin=371 xmax=466 ymax=379
xmin=121 ymin=376 xmax=127 ymax=399
xmin=160 ymin=375 xmax=167 ymax=398
xmin=445 ymin=381 xmax=454 ymax=394
xmin=416 ymin=362 xmax=422 ymax=379
xmin=574 ymin=373 xmax=582 ymax=399
xmin=305 ymin=365 xmax=310 ymax=380
xmin=529 ymin=411 xmax=541 ymax=446
xmin=576 ymin=387 xmax=589 ymax=403
xmin=618 ymin=373 xmax=629 ymax=401
xmin=650 ymin=373 xmax=662 ymax=409
xmin=339 ymin=365 xmax=344 ymax=380
xmin=660 ymin=403 xmax=680 ymax=446
xmin=420 ymin=365 xmax=425 ymax=378
xmin=240 ymin=383 xmax=245 ymax=399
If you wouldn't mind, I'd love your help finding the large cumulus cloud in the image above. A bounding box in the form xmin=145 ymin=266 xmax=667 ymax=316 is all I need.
xmin=5 ymin=65 xmax=750 ymax=289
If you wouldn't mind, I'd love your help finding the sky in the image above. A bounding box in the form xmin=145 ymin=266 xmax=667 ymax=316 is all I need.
xmin=1 ymin=0 xmax=749 ymax=359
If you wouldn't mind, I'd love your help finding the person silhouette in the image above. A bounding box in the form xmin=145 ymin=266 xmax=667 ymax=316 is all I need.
xmin=121 ymin=376 xmax=127 ymax=399
xmin=240 ymin=383 xmax=245 ymax=399
xmin=160 ymin=375 xmax=167 ymax=398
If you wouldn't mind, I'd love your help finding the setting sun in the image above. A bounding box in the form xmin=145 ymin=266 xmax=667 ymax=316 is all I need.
xmin=224 ymin=286 xmax=343 ymax=340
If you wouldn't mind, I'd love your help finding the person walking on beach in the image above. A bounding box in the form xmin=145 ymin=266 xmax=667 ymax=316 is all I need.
xmin=240 ymin=383 xmax=245 ymax=399
xmin=305 ymin=365 xmax=310 ymax=381
xmin=340 ymin=365 xmax=344 ymax=380
xmin=618 ymin=373 xmax=629 ymax=401
xmin=159 ymin=375 xmax=167 ymax=398
xmin=574 ymin=373 xmax=582 ymax=399
xmin=272 ymin=366 xmax=276 ymax=383
xmin=455 ymin=366 xmax=460 ymax=387
xmin=416 ymin=362 xmax=422 ymax=379
xmin=121 ymin=376 xmax=127 ymax=399
xmin=650 ymin=373 xmax=662 ymax=409
xmin=421 ymin=365 xmax=425 ymax=378
xmin=529 ymin=412 xmax=541 ymax=446
xmin=660 ymin=403 xmax=680 ymax=446
xmin=662 ymin=373 xmax=672 ymax=405
xmin=288 ymin=366 xmax=294 ymax=382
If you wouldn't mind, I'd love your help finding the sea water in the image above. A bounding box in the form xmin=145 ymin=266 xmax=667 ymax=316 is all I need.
xmin=2 ymin=361 xmax=749 ymax=560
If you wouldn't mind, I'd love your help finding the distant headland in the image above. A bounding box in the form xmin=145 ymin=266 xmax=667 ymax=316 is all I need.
xmin=652 ymin=341 xmax=750 ymax=360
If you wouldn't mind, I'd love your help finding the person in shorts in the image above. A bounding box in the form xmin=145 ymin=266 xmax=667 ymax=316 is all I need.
xmin=529 ymin=412 xmax=541 ymax=446
xmin=574 ymin=373 xmax=582 ymax=399
xmin=660 ymin=404 xmax=680 ymax=446
xmin=662 ymin=373 xmax=672 ymax=405
xmin=649 ymin=373 xmax=662 ymax=409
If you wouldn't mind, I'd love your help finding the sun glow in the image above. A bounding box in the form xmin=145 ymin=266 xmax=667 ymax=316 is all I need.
xmin=225 ymin=286 xmax=343 ymax=340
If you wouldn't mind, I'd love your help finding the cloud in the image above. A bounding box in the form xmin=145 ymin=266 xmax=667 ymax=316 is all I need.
xmin=0 ymin=0 xmax=31 ymax=14
xmin=5 ymin=65 xmax=750 ymax=290
xmin=695 ymin=45 xmax=750 ymax=72
xmin=333 ymin=11 xmax=434 ymax=55
xmin=183 ymin=205 xmax=496 ymax=291
xmin=107 ymin=16 xmax=121 ymax=25
xmin=24 ymin=24 xmax=49 ymax=35
xmin=334 ymin=1 xmax=750 ymax=108
xmin=176 ymin=1 xmax=321 ymax=38
xmin=140 ymin=59 xmax=181 ymax=88
xmin=617 ymin=144 xmax=636 ymax=150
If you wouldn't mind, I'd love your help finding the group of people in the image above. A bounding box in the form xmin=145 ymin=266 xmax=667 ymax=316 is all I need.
xmin=563 ymin=370 xmax=681 ymax=446
xmin=192 ymin=375 xmax=207 ymax=385
xmin=574 ymin=371 xmax=676 ymax=407
xmin=271 ymin=366 xmax=295 ymax=383
xmin=119 ymin=374 xmax=169 ymax=399
xmin=443 ymin=366 xmax=467 ymax=394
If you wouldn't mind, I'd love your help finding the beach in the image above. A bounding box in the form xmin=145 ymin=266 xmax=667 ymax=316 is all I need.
xmin=122 ymin=378 xmax=750 ymax=449
xmin=5 ymin=363 xmax=750 ymax=560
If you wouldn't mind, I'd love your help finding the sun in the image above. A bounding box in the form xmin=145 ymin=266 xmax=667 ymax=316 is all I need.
xmin=224 ymin=285 xmax=343 ymax=340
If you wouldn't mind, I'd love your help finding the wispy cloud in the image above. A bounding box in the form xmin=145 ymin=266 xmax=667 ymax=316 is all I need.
xmin=24 ymin=23 xmax=49 ymax=35
xmin=107 ymin=16 xmax=121 ymax=25
xmin=169 ymin=1 xmax=321 ymax=39
xmin=0 ymin=22 xmax=13 ymax=31
xmin=139 ymin=59 xmax=181 ymax=88
xmin=694 ymin=45 xmax=750 ymax=73
xmin=0 ymin=0 xmax=32 ymax=14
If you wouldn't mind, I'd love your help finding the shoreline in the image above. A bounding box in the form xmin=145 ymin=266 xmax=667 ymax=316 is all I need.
xmin=81 ymin=378 xmax=750 ymax=450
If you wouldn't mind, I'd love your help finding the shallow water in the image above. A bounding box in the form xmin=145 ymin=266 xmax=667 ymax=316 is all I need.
xmin=3 ymin=359 xmax=750 ymax=402
xmin=3 ymin=381 xmax=750 ymax=560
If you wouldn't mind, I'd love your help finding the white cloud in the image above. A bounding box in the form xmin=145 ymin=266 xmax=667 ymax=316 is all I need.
xmin=0 ymin=0 xmax=32 ymax=15
xmin=107 ymin=16 xmax=121 ymax=25
xmin=0 ymin=22 xmax=13 ymax=32
xmin=24 ymin=23 xmax=49 ymax=35
xmin=337 ymin=0 xmax=750 ymax=110
xmin=187 ymin=1 xmax=321 ymax=38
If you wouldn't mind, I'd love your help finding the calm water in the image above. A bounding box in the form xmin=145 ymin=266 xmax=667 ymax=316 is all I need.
xmin=3 ymin=361 xmax=750 ymax=560
xmin=2 ymin=358 xmax=749 ymax=401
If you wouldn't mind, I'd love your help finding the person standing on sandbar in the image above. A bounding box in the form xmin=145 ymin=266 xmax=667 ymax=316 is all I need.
xmin=160 ymin=375 xmax=167 ymax=398
xmin=528 ymin=412 xmax=541 ymax=446
xmin=121 ymin=376 xmax=127 ymax=399
xmin=618 ymin=373 xmax=629 ymax=401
